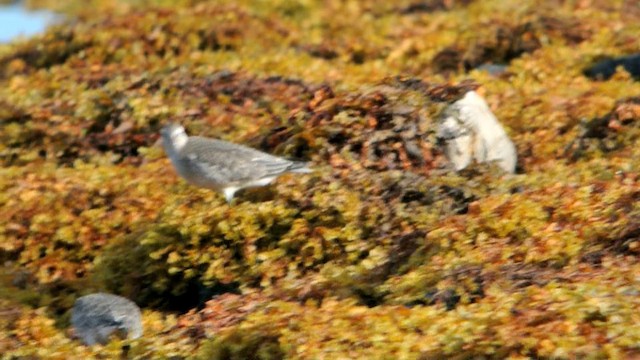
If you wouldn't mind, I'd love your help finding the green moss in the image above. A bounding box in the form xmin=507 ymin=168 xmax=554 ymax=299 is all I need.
xmin=198 ymin=326 xmax=285 ymax=360
xmin=92 ymin=225 xmax=212 ymax=310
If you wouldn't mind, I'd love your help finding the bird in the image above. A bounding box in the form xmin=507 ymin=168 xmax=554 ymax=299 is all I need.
xmin=436 ymin=91 xmax=516 ymax=173
xmin=160 ymin=123 xmax=312 ymax=203
xmin=71 ymin=293 xmax=142 ymax=346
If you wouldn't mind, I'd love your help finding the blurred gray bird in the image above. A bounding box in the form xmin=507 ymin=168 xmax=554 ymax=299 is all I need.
xmin=161 ymin=123 xmax=311 ymax=203
xmin=71 ymin=293 xmax=142 ymax=346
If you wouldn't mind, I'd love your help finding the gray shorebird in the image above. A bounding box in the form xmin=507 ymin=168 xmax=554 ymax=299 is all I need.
xmin=161 ymin=123 xmax=311 ymax=203
xmin=71 ymin=293 xmax=142 ymax=346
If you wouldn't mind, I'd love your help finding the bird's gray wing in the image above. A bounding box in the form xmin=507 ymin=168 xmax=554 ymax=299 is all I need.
xmin=180 ymin=137 xmax=300 ymax=183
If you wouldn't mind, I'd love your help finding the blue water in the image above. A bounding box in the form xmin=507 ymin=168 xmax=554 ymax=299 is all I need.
xmin=0 ymin=2 xmax=58 ymax=43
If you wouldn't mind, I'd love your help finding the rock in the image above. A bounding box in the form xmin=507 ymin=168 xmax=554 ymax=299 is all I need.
xmin=583 ymin=53 xmax=640 ymax=80
xmin=475 ymin=63 xmax=509 ymax=77
xmin=436 ymin=91 xmax=517 ymax=173
xmin=71 ymin=293 xmax=142 ymax=345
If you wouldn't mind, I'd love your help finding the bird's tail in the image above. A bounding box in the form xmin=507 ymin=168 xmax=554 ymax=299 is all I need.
xmin=288 ymin=161 xmax=312 ymax=174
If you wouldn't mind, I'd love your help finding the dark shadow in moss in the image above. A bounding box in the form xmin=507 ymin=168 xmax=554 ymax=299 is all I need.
xmin=399 ymin=0 xmax=475 ymax=14
xmin=432 ymin=22 xmax=541 ymax=75
xmin=374 ymin=231 xmax=426 ymax=283
xmin=565 ymin=97 xmax=640 ymax=161
xmin=353 ymin=286 xmax=386 ymax=308
xmin=236 ymin=187 xmax=278 ymax=204
xmin=197 ymin=29 xmax=223 ymax=51
xmin=438 ymin=184 xmax=476 ymax=215
xmin=382 ymin=172 xmax=438 ymax=206
xmin=0 ymin=102 xmax=31 ymax=125
xmin=403 ymin=288 xmax=461 ymax=310
xmin=301 ymin=44 xmax=339 ymax=60
xmin=435 ymin=16 xmax=591 ymax=75
xmin=582 ymin=213 xmax=640 ymax=265
xmin=198 ymin=326 xmax=284 ymax=360
xmin=439 ymin=289 xmax=461 ymax=311
xmin=308 ymin=206 xmax=346 ymax=228
xmin=93 ymin=225 xmax=239 ymax=312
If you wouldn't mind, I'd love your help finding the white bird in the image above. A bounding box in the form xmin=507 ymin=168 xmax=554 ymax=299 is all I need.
xmin=71 ymin=293 xmax=142 ymax=346
xmin=161 ymin=123 xmax=312 ymax=203
xmin=436 ymin=91 xmax=517 ymax=173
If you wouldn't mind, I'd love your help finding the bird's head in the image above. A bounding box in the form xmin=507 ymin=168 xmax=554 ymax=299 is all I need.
xmin=160 ymin=123 xmax=188 ymax=150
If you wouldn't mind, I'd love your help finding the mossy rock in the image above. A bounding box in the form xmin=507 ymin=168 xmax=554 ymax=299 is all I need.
xmin=92 ymin=225 xmax=222 ymax=311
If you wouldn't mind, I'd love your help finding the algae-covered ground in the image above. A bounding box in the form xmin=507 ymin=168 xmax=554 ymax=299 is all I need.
xmin=1 ymin=0 xmax=640 ymax=358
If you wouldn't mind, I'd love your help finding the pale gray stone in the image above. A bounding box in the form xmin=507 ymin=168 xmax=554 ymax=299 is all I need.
xmin=71 ymin=293 xmax=142 ymax=346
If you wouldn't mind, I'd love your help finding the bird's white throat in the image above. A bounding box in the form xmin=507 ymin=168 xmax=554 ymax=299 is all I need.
xmin=164 ymin=129 xmax=189 ymax=153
